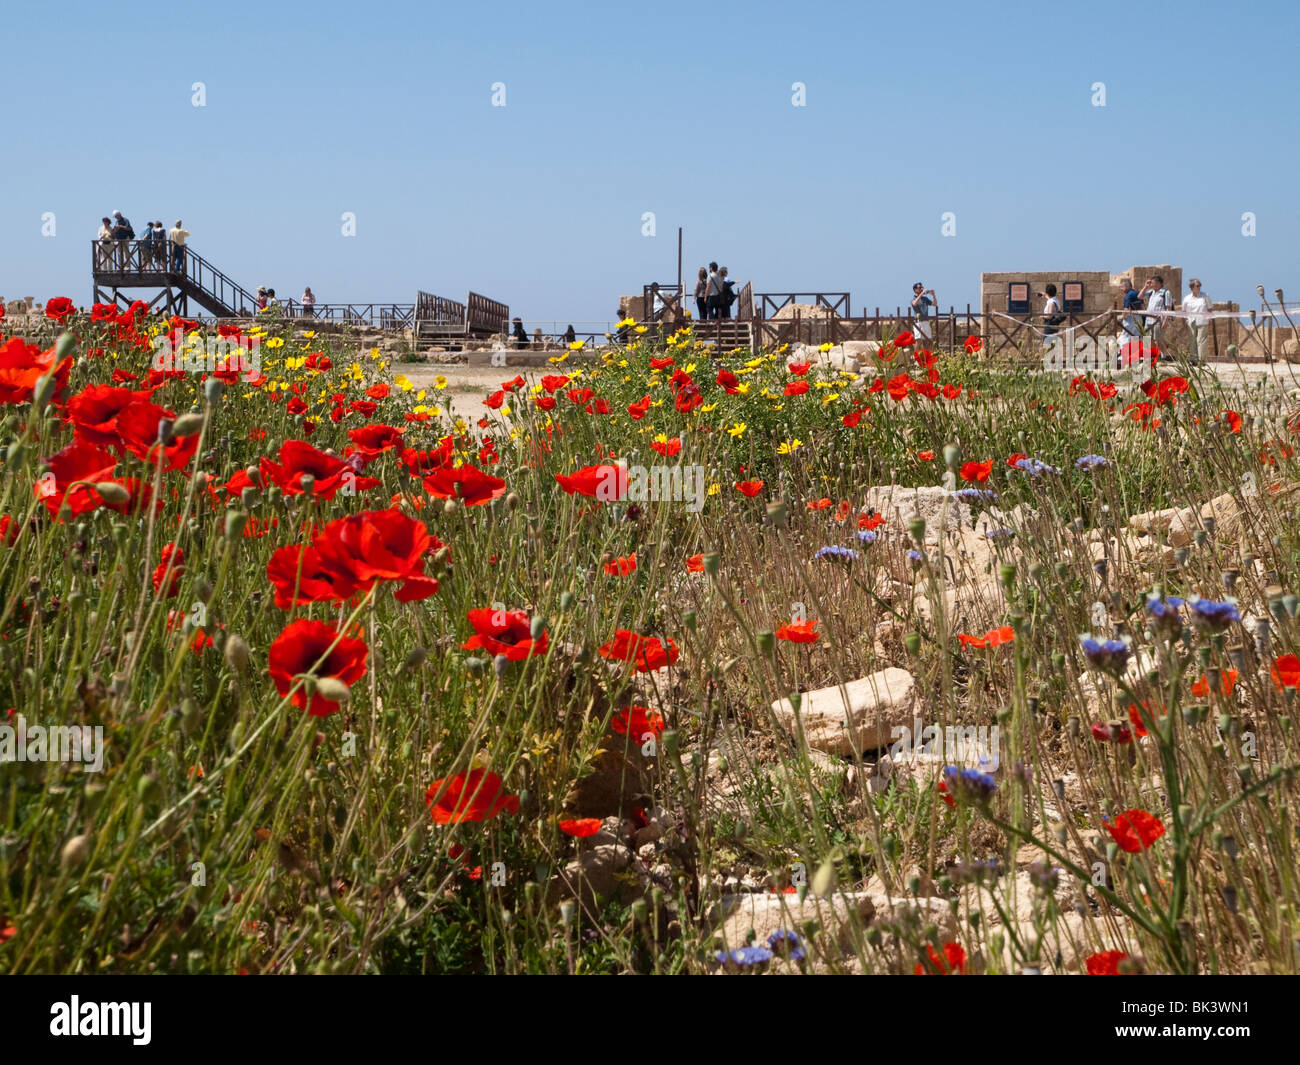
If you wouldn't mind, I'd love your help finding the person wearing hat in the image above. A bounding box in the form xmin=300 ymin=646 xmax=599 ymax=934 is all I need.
xmin=256 ymin=286 xmax=268 ymax=312
xmin=168 ymin=219 xmax=189 ymax=272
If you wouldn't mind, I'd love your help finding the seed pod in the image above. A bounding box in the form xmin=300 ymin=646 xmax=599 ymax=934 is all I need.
xmin=173 ymin=411 xmax=206 ymax=437
xmin=224 ymin=634 xmax=250 ymax=673
xmin=94 ymin=481 xmax=130 ymax=505
xmin=61 ymin=834 xmax=92 ymax=871
xmin=314 ymin=677 xmax=352 ymax=704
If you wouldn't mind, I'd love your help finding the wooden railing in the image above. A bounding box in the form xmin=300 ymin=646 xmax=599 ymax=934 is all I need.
xmin=467 ymin=291 xmax=509 ymax=335
xmin=273 ymin=301 xmax=416 ymax=328
xmin=757 ymin=292 xmax=852 ymax=319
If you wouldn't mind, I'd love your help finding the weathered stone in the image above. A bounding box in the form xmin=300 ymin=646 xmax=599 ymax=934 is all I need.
xmin=771 ymin=667 xmax=917 ymax=755
xmin=711 ymin=890 xmax=876 ymax=960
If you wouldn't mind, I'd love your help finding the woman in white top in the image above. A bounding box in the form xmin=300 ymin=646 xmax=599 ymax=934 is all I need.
xmin=1183 ymin=278 xmax=1212 ymax=364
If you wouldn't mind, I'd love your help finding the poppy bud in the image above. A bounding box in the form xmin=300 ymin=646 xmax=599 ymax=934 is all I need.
xmin=32 ymin=373 xmax=58 ymax=412
xmin=5 ymin=442 xmax=23 ymax=465
xmin=181 ymin=697 xmax=202 ymax=734
xmin=94 ymin=481 xmax=130 ymax=505
xmin=530 ymin=615 xmax=546 ymax=640
xmin=137 ymin=773 xmax=161 ymax=804
xmin=83 ymin=780 xmax=106 ymax=814
xmin=443 ymin=499 xmax=458 ymax=517
xmin=559 ymin=591 xmax=574 ymax=611
xmin=999 ymin=563 xmax=1016 ymax=591
xmin=403 ymin=647 xmax=427 ymax=671
xmin=464 ymin=656 xmax=487 ymax=673
xmin=241 ymin=486 xmax=259 ymax=508
xmin=245 ymin=465 xmax=261 ymax=486
xmin=908 ymin=518 xmax=926 ymax=543
xmin=61 ymin=833 xmax=92 ymax=871
xmin=702 ymin=552 xmax=720 ymax=577
xmin=683 ymin=610 xmax=697 ymax=632
xmin=903 ymin=632 xmax=921 ymax=655
xmin=314 ymin=677 xmax=352 ymax=704
xmin=493 ymin=654 xmax=510 ymax=679
xmin=765 ymin=501 xmax=788 ymax=527
xmin=559 ymin=900 xmax=577 ymax=925
xmin=173 ymin=411 xmax=206 ymax=437
xmin=224 ymin=508 xmax=247 ymax=540
xmin=157 ymin=418 xmax=175 ymax=445
xmin=204 ymin=377 xmax=225 ymax=404
xmin=505 ymin=491 xmax=521 ymax=509
xmin=757 ymin=630 xmax=774 ymax=657
xmin=942 ymin=444 xmax=962 ymax=470
xmin=55 ymin=331 xmax=78 ymax=360
xmin=224 ymin=634 xmax=250 ymax=673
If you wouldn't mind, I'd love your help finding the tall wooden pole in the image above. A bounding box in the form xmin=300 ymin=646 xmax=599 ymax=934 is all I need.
xmin=677 ymin=227 xmax=682 ymax=294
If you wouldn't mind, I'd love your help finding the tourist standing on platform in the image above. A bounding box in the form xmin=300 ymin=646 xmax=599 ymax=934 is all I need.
xmin=719 ymin=267 xmax=736 ymax=319
xmin=1183 ymin=278 xmax=1212 ymax=364
xmin=1118 ymin=276 xmax=1142 ymax=345
xmin=168 ymin=220 xmax=189 ymax=272
xmin=694 ymin=267 xmax=708 ymax=321
xmin=110 ymin=211 xmax=134 ymax=269
xmin=256 ymin=287 xmax=268 ymax=311
xmin=564 ymin=324 xmax=576 ymax=345
xmin=1040 ymin=283 xmax=1064 ymax=347
xmin=1142 ymin=275 xmax=1174 ymax=343
xmin=149 ymin=222 xmax=166 ymax=267
xmin=911 ymin=282 xmax=936 ymax=342
xmin=301 ymin=287 xmax=316 ymax=318
xmin=705 ymin=262 xmax=723 ymax=320
xmin=512 ymin=317 xmax=529 ymax=349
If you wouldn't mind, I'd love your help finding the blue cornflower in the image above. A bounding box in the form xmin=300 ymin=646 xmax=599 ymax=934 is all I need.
xmin=906 ymin=548 xmax=925 ymax=567
xmin=1076 ymin=454 xmax=1108 ymax=470
xmin=1013 ymin=457 xmax=1059 ymax=476
xmin=985 ymin=528 xmax=1014 ymax=543
xmin=1146 ymin=595 xmax=1186 ymax=635
xmin=1081 ymin=636 xmax=1131 ymax=674
xmin=943 ymin=765 xmax=998 ymax=804
xmin=856 ymin=529 xmax=878 ymax=544
xmin=1189 ymin=598 xmax=1240 ymax=631
xmin=766 ymin=930 xmax=806 ymax=962
xmin=953 ymin=488 xmax=998 ymax=503
xmin=716 ymin=946 xmax=774 ymax=969
xmin=814 ymin=545 xmax=858 ymax=562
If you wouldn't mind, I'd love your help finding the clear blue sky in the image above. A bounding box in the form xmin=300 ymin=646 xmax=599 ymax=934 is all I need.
xmin=3 ymin=0 xmax=1296 ymax=325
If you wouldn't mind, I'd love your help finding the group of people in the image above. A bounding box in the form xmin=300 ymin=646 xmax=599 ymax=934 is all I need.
xmin=1117 ymin=274 xmax=1212 ymax=362
xmin=693 ymin=263 xmax=738 ymax=320
xmin=512 ymin=318 xmax=577 ymax=349
xmin=95 ymin=213 xmax=188 ymax=271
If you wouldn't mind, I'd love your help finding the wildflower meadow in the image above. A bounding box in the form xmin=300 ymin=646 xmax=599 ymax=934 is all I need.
xmin=3 ymin=300 xmax=1300 ymax=979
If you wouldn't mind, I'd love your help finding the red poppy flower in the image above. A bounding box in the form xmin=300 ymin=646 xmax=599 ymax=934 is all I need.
xmin=960 ymin=460 xmax=993 ymax=483
xmin=266 ymin=544 xmax=358 ymax=607
xmin=604 ymin=553 xmax=637 ymax=576
xmin=1127 ymin=700 xmax=1166 ymax=738
xmin=626 ymin=395 xmax=652 ymax=419
xmin=807 ymin=498 xmax=833 ymax=511
xmin=913 ymin=381 xmax=939 ymax=400
xmin=311 ymin=507 xmax=442 ymax=602
xmin=650 ymin=437 xmax=682 ymax=457
xmin=716 ymin=369 xmax=740 ymax=393
xmin=540 ymin=374 xmax=571 ymax=392
xmin=36 ymin=441 xmax=145 ymax=518
xmin=776 ymin=619 xmax=819 ymax=643
xmin=1221 ymin=409 xmax=1242 ymax=434
xmin=914 ymin=349 xmax=938 ymax=368
xmin=152 ymin=542 xmax=184 ymax=598
xmin=964 ymin=336 xmax=983 ymax=354
xmin=267 ymin=618 xmax=369 ymax=717
xmin=559 ymin=818 xmax=603 ymax=838
xmin=942 ymin=384 xmax=962 ymax=400
xmin=401 ymin=437 xmax=455 ymax=476
xmin=914 ymin=941 xmax=965 ymax=975
xmin=1090 ymin=721 xmax=1133 ymax=744
xmin=938 ymin=779 xmax=955 ymax=809
xmin=611 ymin=705 xmax=665 ymax=740
xmin=685 ymin=552 xmax=705 ymax=572
xmin=261 ymin=440 xmax=381 ymax=500
xmin=44 ymin=296 xmax=76 ymax=320
xmin=0 ymin=336 xmax=75 ymax=407
xmin=886 ymin=372 xmax=912 ymax=402
xmin=1272 ymin=653 xmax=1300 ymax=689
xmin=1190 ymin=668 xmax=1237 ymax=698
xmin=534 ymin=395 xmax=556 ymax=411
xmin=423 ymin=463 xmax=507 ymax=506
xmin=649 ymin=356 xmax=674 ymax=371
xmin=894 ymin=331 xmax=915 ymax=348
xmin=349 ymin=399 xmax=378 ymax=417
xmin=462 ymin=608 xmax=548 ymax=660
xmin=917 ymin=449 xmax=934 ymax=462
xmin=567 ymin=387 xmax=594 ymax=406
xmin=784 ymin=380 xmax=810 ymax=396
xmin=1086 ymin=950 xmax=1130 ymax=975
xmin=842 ymin=410 xmax=863 ymax=428
xmin=365 ymin=383 xmax=390 ymax=400
xmin=788 ymin=360 xmax=811 ymax=375
xmin=868 ymin=377 xmax=884 ymax=393
xmin=957 ymin=624 xmax=1014 ymax=649
xmin=484 ymin=389 xmax=506 ymax=410
xmin=346 ymin=423 xmax=405 ymax=461
xmin=598 ymin=629 xmax=680 ymax=672
xmin=859 ymin=512 xmax=885 ymax=531
xmin=426 ymin=769 xmax=520 ymax=825
xmin=734 ymin=479 xmax=764 ymax=497
xmin=65 ymin=384 xmax=157 ymax=447
xmin=554 ymin=462 xmax=628 ymax=501
xmin=1105 ymin=809 xmax=1166 ymax=853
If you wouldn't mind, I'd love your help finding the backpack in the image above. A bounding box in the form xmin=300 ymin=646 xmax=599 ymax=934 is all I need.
xmin=723 ymin=280 xmax=737 ymax=307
